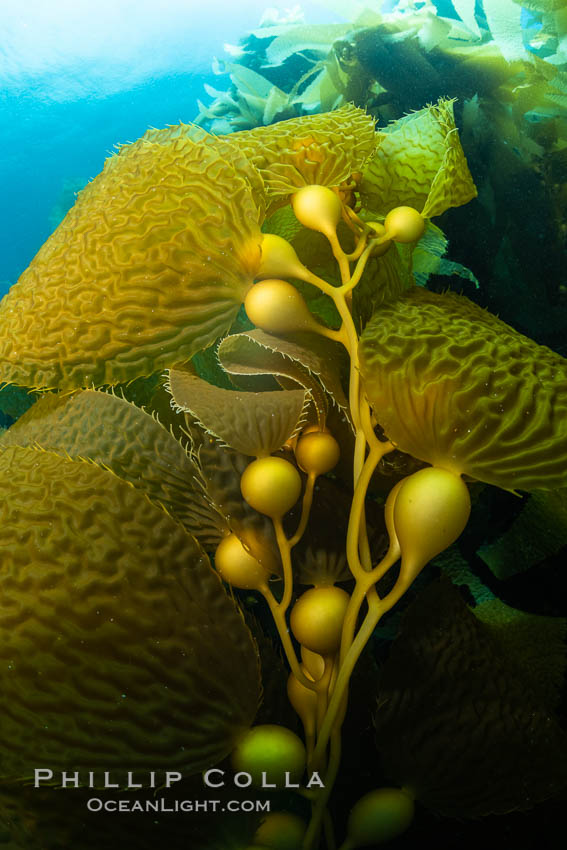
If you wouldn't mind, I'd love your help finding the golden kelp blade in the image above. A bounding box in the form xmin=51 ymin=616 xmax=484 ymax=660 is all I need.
xmin=168 ymin=367 xmax=309 ymax=457
xmin=374 ymin=580 xmax=567 ymax=817
xmin=244 ymin=329 xmax=348 ymax=413
xmin=225 ymin=104 xmax=377 ymax=209
xmin=218 ymin=332 xmax=329 ymax=423
xmin=359 ymin=98 xmax=477 ymax=218
xmin=218 ymin=330 xmax=349 ymax=422
xmin=0 ymin=136 xmax=263 ymax=391
xmin=359 ymin=287 xmax=567 ymax=491
xmin=0 ymin=389 xmax=227 ymax=549
xmin=0 ymin=447 xmax=260 ymax=780
xmin=130 ymin=122 xmax=267 ymax=220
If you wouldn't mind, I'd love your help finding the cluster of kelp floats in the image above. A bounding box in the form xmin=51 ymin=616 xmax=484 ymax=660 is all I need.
xmin=0 ymin=99 xmax=567 ymax=849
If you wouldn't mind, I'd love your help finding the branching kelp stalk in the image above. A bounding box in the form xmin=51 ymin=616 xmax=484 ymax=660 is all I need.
xmin=1 ymin=100 xmax=567 ymax=849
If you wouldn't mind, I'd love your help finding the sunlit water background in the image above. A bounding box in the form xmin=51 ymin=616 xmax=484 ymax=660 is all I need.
xmin=0 ymin=0 xmax=346 ymax=294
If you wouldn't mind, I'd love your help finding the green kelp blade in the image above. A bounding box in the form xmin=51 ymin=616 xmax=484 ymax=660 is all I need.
xmin=222 ymin=61 xmax=275 ymax=98
xmin=301 ymin=62 xmax=345 ymax=113
xmin=432 ymin=546 xmax=495 ymax=606
xmin=511 ymin=0 xmax=565 ymax=9
xmin=250 ymin=330 xmax=348 ymax=412
xmin=484 ymin=0 xmax=526 ymax=62
xmin=256 ymin=23 xmax=352 ymax=66
xmin=167 ymin=367 xmax=309 ymax=457
xmin=351 ymin=242 xmax=411 ymax=332
xmin=473 ymin=598 xmax=567 ymax=708
xmin=0 ymin=776 xmax=262 ymax=850
xmin=477 ymin=488 xmax=567 ymax=579
xmin=0 ymin=446 xmax=260 ymax=781
xmin=359 ymin=287 xmax=567 ymax=491
xmin=451 ymin=0 xmax=482 ymax=37
xmin=0 ymin=133 xmax=263 ymax=391
xmin=374 ymin=580 xmax=567 ymax=817
xmin=262 ymin=203 xmax=304 ymax=243
xmin=263 ymin=85 xmax=293 ymax=125
xmin=372 ymin=219 xmax=479 ymax=305
xmin=359 ymin=98 xmax=476 ymax=219
xmin=0 ymin=389 xmax=227 ymax=550
xmin=410 ymin=220 xmax=479 ymax=289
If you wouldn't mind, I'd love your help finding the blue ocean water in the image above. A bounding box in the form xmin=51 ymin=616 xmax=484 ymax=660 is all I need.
xmin=1 ymin=75 xmax=216 ymax=291
xmin=0 ymin=1 xmax=550 ymax=296
xmin=0 ymin=0 xmax=343 ymax=294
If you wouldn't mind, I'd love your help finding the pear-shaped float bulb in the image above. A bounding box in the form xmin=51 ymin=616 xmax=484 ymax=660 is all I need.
xmin=393 ymin=466 xmax=471 ymax=592
xmin=245 ymin=279 xmax=325 ymax=335
xmin=214 ymin=533 xmax=271 ymax=591
xmin=290 ymin=586 xmax=350 ymax=657
xmin=342 ymin=787 xmax=415 ymax=848
xmin=237 ymin=526 xmax=280 ymax=577
xmin=231 ymin=724 xmax=306 ymax=788
xmin=291 ymin=185 xmax=342 ymax=241
xmin=295 ymin=430 xmax=340 ymax=476
xmin=377 ymin=206 xmax=425 ymax=245
xmin=240 ymin=456 xmax=302 ymax=520
xmin=257 ymin=233 xmax=311 ymax=281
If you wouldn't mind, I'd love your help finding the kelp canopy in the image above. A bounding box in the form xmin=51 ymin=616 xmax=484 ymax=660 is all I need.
xmin=196 ymin=0 xmax=567 ymax=139
xmin=195 ymin=0 xmax=567 ymax=352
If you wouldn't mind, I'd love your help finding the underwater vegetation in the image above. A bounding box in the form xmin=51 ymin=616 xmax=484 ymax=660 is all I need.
xmin=198 ymin=0 xmax=567 ymax=349
xmin=198 ymin=0 xmax=567 ymax=141
xmin=0 ymin=75 xmax=567 ymax=850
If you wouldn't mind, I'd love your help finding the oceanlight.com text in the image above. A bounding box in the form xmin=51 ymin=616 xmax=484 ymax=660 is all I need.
xmin=86 ymin=797 xmax=271 ymax=814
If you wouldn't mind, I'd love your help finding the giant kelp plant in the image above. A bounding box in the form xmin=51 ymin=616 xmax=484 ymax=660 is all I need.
xmin=197 ymin=0 xmax=567 ymax=351
xmin=0 ymin=98 xmax=566 ymax=850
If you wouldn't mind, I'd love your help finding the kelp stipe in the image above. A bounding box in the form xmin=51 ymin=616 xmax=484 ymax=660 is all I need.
xmin=0 ymin=100 xmax=566 ymax=849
